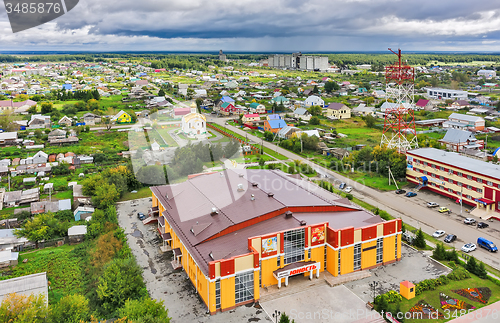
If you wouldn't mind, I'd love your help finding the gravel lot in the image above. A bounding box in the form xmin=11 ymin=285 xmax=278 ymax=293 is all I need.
xmin=117 ymin=197 xmax=270 ymax=323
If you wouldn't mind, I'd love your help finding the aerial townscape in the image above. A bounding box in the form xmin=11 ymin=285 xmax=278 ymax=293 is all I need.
xmin=1 ymin=3 xmax=500 ymax=323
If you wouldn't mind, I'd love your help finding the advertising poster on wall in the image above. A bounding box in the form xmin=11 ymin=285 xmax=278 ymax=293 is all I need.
xmin=310 ymin=225 xmax=325 ymax=246
xmin=261 ymin=235 xmax=278 ymax=257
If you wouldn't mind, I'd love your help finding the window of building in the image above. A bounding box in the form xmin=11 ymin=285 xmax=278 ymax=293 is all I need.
xmin=308 ymin=248 xmax=311 ymax=259
xmin=477 ymin=188 xmax=483 ymax=194
xmin=439 ymin=176 xmax=444 ymax=180
xmin=487 ymin=181 xmax=493 ymax=186
xmin=423 ymin=162 xmax=427 ymax=166
xmin=324 ymin=246 xmax=327 ymax=270
xmin=235 ymin=271 xmax=254 ymax=304
xmin=477 ymin=178 xmax=483 ymax=184
xmin=395 ymin=235 xmax=398 ymax=259
xmin=467 ymin=175 xmax=472 ymax=180
xmin=338 ymin=249 xmax=341 ymax=275
xmin=259 ymin=260 xmax=262 ymax=286
xmin=424 ymin=171 xmax=428 ymax=175
xmin=440 ymin=166 xmax=444 ymax=171
xmin=448 ymin=188 xmax=453 ymax=193
xmin=215 ymin=279 xmax=221 ymax=309
xmin=457 ymin=172 xmax=462 ymax=177
xmin=353 ymin=243 xmax=361 ymax=271
xmin=376 ymin=238 xmax=383 ymax=264
xmin=439 ymin=185 xmax=444 ymax=190
xmin=466 ymin=195 xmax=472 ymax=200
xmin=431 ymin=164 xmax=436 ymax=169
xmin=467 ymin=185 xmax=472 ymax=190
xmin=448 ymin=169 xmax=453 ymax=175
xmin=457 ymin=182 xmax=462 ymax=187
xmin=448 ymin=178 xmax=453 ymax=183
xmin=277 ymin=256 xmax=280 ymax=267
xmin=283 ymin=228 xmax=305 ymax=265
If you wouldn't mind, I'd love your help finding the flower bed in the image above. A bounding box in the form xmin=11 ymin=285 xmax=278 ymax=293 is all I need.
xmin=440 ymin=292 xmax=476 ymax=311
xmin=452 ymin=287 xmax=491 ymax=304
xmin=409 ymin=300 xmax=444 ymax=319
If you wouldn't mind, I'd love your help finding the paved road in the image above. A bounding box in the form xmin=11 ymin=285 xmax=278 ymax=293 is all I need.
xmin=207 ymin=116 xmax=500 ymax=271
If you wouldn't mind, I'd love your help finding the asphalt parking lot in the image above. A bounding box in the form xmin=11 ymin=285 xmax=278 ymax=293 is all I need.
xmin=117 ymin=197 xmax=270 ymax=323
xmin=345 ymin=244 xmax=452 ymax=303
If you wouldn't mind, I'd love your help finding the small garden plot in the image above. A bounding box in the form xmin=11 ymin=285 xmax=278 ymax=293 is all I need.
xmin=452 ymin=287 xmax=491 ymax=304
xmin=439 ymin=292 xmax=476 ymax=311
xmin=409 ymin=300 xmax=444 ymax=319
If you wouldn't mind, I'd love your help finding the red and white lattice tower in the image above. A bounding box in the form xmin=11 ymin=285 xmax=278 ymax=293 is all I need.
xmin=380 ymin=48 xmax=418 ymax=153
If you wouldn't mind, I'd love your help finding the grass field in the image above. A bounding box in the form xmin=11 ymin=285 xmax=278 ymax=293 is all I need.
xmin=119 ymin=186 xmax=152 ymax=201
xmin=254 ymin=144 xmax=289 ymax=160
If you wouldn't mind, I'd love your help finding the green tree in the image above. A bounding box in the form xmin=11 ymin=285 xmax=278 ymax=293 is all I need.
xmin=158 ymin=88 xmax=165 ymax=97
xmin=28 ymin=105 xmax=37 ymax=114
xmin=258 ymin=158 xmax=266 ymax=168
xmin=324 ymin=81 xmax=339 ymax=93
xmin=263 ymin=131 xmax=274 ymax=141
xmin=413 ymin=228 xmax=426 ymax=249
xmin=40 ymin=102 xmax=53 ymax=114
xmin=476 ymin=261 xmax=488 ymax=279
xmin=309 ymin=116 xmax=320 ymax=125
xmin=15 ymin=212 xmax=67 ymax=242
xmin=312 ymin=85 xmax=319 ymax=94
xmin=117 ymin=298 xmax=171 ymax=323
xmin=432 ymin=243 xmax=447 ymax=260
xmin=278 ymin=312 xmax=296 ymax=323
xmin=0 ymin=293 xmax=48 ymax=323
xmin=224 ymin=139 xmax=240 ymax=158
xmin=466 ymin=256 xmax=478 ymax=275
xmin=97 ymin=257 xmax=148 ymax=315
xmin=34 ymin=129 xmax=43 ymax=139
xmin=308 ymin=105 xmax=322 ymax=116
xmin=50 ymin=294 xmax=90 ymax=323
xmin=364 ymin=114 xmax=376 ymax=128
xmin=92 ymin=182 xmax=120 ymax=209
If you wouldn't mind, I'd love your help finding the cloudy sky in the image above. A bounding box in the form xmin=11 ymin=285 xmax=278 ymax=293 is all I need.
xmin=1 ymin=0 xmax=500 ymax=52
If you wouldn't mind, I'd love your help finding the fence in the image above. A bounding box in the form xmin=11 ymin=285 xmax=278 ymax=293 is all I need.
xmin=14 ymin=237 xmax=70 ymax=252
xmin=207 ymin=123 xmax=260 ymax=155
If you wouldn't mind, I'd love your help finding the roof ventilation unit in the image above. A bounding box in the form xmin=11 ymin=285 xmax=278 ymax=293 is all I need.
xmin=209 ymin=252 xmax=214 ymax=260
xmin=237 ymin=184 xmax=244 ymax=191
xmin=252 ymin=182 xmax=258 ymax=187
xmin=267 ymin=192 xmax=274 ymax=197
xmin=211 ymin=207 xmax=218 ymax=215
xmin=250 ymin=194 xmax=255 ymax=201
xmin=285 ymin=211 xmax=292 ymax=218
xmin=238 ymin=173 xmax=244 ymax=178
xmin=299 ymin=220 xmax=307 ymax=226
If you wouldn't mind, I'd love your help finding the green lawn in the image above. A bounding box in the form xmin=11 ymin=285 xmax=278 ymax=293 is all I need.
xmin=395 ymin=275 xmax=500 ymax=323
xmin=119 ymin=186 xmax=152 ymax=201
xmin=255 ymin=144 xmax=289 ymax=160
xmin=53 ymin=190 xmax=73 ymax=199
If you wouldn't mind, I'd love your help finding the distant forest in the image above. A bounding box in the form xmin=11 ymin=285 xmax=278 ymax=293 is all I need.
xmin=1 ymin=52 xmax=500 ymax=67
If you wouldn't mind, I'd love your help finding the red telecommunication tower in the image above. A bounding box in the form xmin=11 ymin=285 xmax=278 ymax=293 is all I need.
xmin=381 ymin=48 xmax=418 ymax=153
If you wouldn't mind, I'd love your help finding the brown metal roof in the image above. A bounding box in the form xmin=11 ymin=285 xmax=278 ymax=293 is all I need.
xmin=161 ymin=233 xmax=171 ymax=241
xmin=292 ymin=210 xmax=383 ymax=230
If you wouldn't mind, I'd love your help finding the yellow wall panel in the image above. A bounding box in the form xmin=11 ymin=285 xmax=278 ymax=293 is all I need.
xmin=208 ymin=281 xmax=216 ymax=313
xmin=397 ymin=234 xmax=401 ymax=259
xmin=326 ymin=246 xmax=338 ymax=276
xmin=253 ymin=271 xmax=260 ymax=300
xmin=221 ymin=276 xmax=235 ymax=310
xmin=235 ymin=254 xmax=253 ymax=273
xmin=341 ymin=246 xmax=354 ymax=275
xmin=197 ymin=269 xmax=209 ymax=306
xmin=261 ymin=257 xmax=279 ymax=288
xmin=383 ymin=235 xmax=396 ymax=263
xmin=361 ymin=240 xmax=376 ymax=269
xmin=311 ymin=247 xmax=325 ymax=272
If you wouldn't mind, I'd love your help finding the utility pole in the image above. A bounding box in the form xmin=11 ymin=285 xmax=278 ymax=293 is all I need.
xmin=460 ymin=185 xmax=463 ymax=216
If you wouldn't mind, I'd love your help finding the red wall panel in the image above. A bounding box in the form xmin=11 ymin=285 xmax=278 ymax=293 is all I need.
xmin=485 ymin=187 xmax=493 ymax=200
xmin=220 ymin=259 xmax=235 ymax=277
xmin=384 ymin=221 xmax=396 ymax=235
xmin=361 ymin=225 xmax=377 ymax=241
xmin=340 ymin=227 xmax=354 ymax=246
xmin=327 ymin=227 xmax=338 ymax=248
xmin=209 ymin=262 xmax=216 ymax=280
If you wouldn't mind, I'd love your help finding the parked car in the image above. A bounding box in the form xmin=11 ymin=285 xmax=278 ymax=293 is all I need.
xmin=477 ymin=222 xmax=489 ymax=229
xmin=339 ymin=182 xmax=346 ymax=189
xmin=461 ymin=243 xmax=477 ymax=253
xmin=464 ymin=218 xmax=476 ymax=225
xmin=444 ymin=234 xmax=457 ymax=243
xmin=427 ymin=202 xmax=439 ymax=208
xmin=137 ymin=212 xmax=146 ymax=221
xmin=344 ymin=186 xmax=353 ymax=193
xmin=432 ymin=230 xmax=446 ymax=238
xmin=395 ymin=189 xmax=406 ymax=195
xmin=405 ymin=192 xmax=417 ymax=197
xmin=477 ymin=237 xmax=498 ymax=252
xmin=438 ymin=207 xmax=450 ymax=213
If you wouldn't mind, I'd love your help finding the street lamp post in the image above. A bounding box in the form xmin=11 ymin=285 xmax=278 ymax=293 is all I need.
xmin=369 ymin=281 xmax=379 ymax=301
xmin=272 ymin=310 xmax=281 ymax=323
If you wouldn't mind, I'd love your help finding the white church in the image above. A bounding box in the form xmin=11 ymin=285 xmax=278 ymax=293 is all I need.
xmin=181 ymin=103 xmax=207 ymax=139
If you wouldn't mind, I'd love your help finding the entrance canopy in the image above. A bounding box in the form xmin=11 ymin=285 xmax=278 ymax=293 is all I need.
xmin=273 ymin=261 xmax=320 ymax=288
xmin=475 ymin=198 xmax=495 ymax=206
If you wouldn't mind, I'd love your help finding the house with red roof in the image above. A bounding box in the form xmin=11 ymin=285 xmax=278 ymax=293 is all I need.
xmin=415 ymin=99 xmax=434 ymax=111
xmin=219 ymin=102 xmax=237 ymax=116
xmin=242 ymin=114 xmax=260 ymax=123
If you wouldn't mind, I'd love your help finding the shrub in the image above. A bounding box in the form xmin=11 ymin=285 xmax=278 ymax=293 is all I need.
xmin=413 ymin=228 xmax=426 ymax=249
xmin=447 ymin=267 xmax=471 ymax=281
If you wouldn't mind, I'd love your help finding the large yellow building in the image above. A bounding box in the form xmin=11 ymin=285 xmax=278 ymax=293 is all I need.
xmin=151 ymin=169 xmax=402 ymax=314
xmin=407 ymin=148 xmax=500 ymax=220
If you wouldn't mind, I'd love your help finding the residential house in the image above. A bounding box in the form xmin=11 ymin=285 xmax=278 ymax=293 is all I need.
xmin=352 ymin=104 xmax=375 ymax=116
xmin=111 ymin=110 xmax=132 ymax=124
xmin=219 ymin=102 xmax=237 ymax=116
xmin=3 ymin=190 xmax=22 ymax=207
xmin=415 ymin=99 xmax=434 ymax=111
xmin=58 ymin=115 xmax=72 ymax=127
xmin=30 ymin=151 xmax=48 ymax=164
xmin=277 ymin=126 xmax=300 ymax=139
xmin=0 ymin=250 xmax=19 ymax=268
xmin=20 ymin=188 xmax=40 ymax=204
xmin=293 ymin=108 xmax=311 ymax=121
xmin=0 ymin=132 xmax=18 ymax=146
xmin=263 ymin=119 xmax=287 ymax=133
xmin=439 ymin=129 xmax=484 ymax=152
xmin=242 ymin=114 xmax=260 ymax=123
xmin=28 ymin=114 xmax=51 ymax=129
xmin=444 ymin=113 xmax=485 ymax=131
xmin=48 ymin=129 xmax=67 ymax=140
xmin=172 ymin=107 xmax=192 ymax=119
xmin=0 ymin=99 xmax=37 ymax=115
xmin=266 ymin=114 xmax=281 ymax=121
xmin=449 ymin=100 xmax=471 ymax=110
xmin=303 ymin=95 xmax=324 ymax=108
xmin=270 ymin=96 xmax=290 ymax=107
xmin=371 ymin=90 xmax=385 ymax=98
xmin=477 ymin=70 xmax=496 ymax=78
xmin=248 ymin=102 xmax=266 ymax=114
xmin=325 ymin=103 xmax=351 ymax=119
xmin=68 ymin=225 xmax=87 ymax=244
xmin=328 ymin=148 xmax=350 ymax=160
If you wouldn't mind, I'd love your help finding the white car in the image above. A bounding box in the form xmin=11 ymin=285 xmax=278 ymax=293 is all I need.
xmin=344 ymin=186 xmax=353 ymax=193
xmin=464 ymin=218 xmax=476 ymax=225
xmin=427 ymin=202 xmax=439 ymax=208
xmin=462 ymin=243 xmax=477 ymax=253
xmin=432 ymin=230 xmax=446 ymax=238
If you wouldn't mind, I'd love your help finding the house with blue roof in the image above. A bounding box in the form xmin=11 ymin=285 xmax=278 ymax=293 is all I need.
xmin=62 ymin=84 xmax=72 ymax=90
xmin=267 ymin=114 xmax=281 ymax=121
xmin=220 ymin=96 xmax=235 ymax=103
xmin=263 ymin=119 xmax=287 ymax=133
